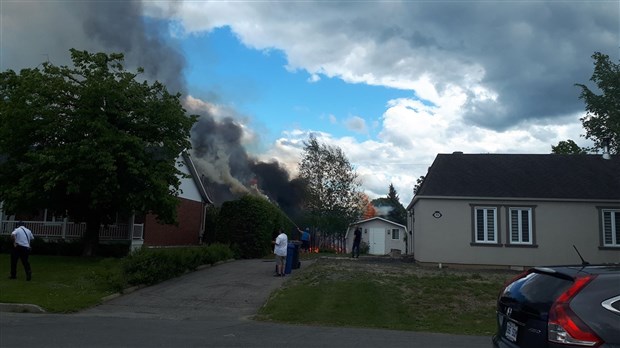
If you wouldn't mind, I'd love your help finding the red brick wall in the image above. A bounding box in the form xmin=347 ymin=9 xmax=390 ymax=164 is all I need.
xmin=143 ymin=198 xmax=204 ymax=246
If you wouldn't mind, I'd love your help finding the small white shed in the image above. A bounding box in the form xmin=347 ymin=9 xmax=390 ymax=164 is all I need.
xmin=345 ymin=217 xmax=407 ymax=256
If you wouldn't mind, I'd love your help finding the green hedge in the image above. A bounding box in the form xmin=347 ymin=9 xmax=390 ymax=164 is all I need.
xmin=215 ymin=195 xmax=294 ymax=259
xmin=121 ymin=243 xmax=234 ymax=286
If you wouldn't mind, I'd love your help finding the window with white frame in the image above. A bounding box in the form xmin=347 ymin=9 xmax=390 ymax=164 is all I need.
xmin=602 ymin=209 xmax=620 ymax=247
xmin=509 ymin=207 xmax=533 ymax=245
xmin=391 ymin=229 xmax=400 ymax=240
xmin=474 ymin=207 xmax=497 ymax=243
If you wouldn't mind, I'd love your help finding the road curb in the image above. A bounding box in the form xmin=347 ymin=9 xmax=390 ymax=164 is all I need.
xmin=0 ymin=303 xmax=46 ymax=313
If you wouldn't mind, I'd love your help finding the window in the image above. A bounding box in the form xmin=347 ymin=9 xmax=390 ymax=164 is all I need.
xmin=474 ymin=207 xmax=497 ymax=243
xmin=391 ymin=229 xmax=400 ymax=240
xmin=509 ymin=207 xmax=533 ymax=245
xmin=602 ymin=209 xmax=620 ymax=247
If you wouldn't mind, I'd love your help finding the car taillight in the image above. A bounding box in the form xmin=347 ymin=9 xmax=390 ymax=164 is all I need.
xmin=548 ymin=275 xmax=602 ymax=347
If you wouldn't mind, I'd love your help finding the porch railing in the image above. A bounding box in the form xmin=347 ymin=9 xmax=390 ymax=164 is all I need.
xmin=0 ymin=220 xmax=144 ymax=241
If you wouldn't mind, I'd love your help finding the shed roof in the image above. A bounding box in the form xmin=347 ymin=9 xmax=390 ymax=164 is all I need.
xmin=349 ymin=216 xmax=406 ymax=229
xmin=415 ymin=153 xmax=620 ymax=201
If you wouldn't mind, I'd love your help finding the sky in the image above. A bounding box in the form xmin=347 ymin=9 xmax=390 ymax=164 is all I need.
xmin=2 ymin=0 xmax=619 ymax=206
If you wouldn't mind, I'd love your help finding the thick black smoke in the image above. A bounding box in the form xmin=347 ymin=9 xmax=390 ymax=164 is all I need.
xmin=190 ymin=115 xmax=305 ymax=219
xmin=81 ymin=1 xmax=187 ymax=95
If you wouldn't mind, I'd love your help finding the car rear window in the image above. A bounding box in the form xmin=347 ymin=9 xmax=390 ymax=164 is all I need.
xmin=502 ymin=271 xmax=574 ymax=316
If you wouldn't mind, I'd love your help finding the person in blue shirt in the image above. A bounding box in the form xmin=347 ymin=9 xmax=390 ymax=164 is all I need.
xmin=300 ymin=227 xmax=311 ymax=253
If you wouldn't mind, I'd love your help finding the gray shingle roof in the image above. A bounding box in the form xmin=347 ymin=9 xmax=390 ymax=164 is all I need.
xmin=416 ymin=153 xmax=620 ymax=200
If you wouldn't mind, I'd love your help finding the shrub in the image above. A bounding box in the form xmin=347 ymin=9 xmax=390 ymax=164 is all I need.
xmin=360 ymin=241 xmax=370 ymax=255
xmin=121 ymin=243 xmax=234 ymax=286
xmin=216 ymin=195 xmax=294 ymax=259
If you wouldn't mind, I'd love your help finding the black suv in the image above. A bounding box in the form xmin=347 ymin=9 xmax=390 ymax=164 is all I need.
xmin=493 ymin=264 xmax=620 ymax=347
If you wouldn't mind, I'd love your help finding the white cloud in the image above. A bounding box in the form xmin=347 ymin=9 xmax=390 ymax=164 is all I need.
xmin=344 ymin=116 xmax=368 ymax=134
xmin=328 ymin=114 xmax=337 ymax=124
xmin=308 ymin=73 xmax=321 ymax=83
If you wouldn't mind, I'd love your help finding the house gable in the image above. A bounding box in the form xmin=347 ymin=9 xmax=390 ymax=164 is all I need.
xmin=179 ymin=152 xmax=212 ymax=205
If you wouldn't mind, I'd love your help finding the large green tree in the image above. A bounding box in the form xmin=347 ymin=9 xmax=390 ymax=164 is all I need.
xmin=574 ymin=52 xmax=619 ymax=154
xmin=0 ymin=49 xmax=196 ymax=255
xmin=298 ymin=135 xmax=362 ymax=237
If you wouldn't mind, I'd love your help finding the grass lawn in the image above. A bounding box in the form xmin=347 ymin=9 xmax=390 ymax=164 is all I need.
xmin=0 ymin=254 xmax=123 ymax=313
xmin=256 ymin=257 xmax=515 ymax=335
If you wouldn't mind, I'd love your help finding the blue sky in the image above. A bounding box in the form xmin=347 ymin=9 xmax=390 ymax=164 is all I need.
xmin=183 ymin=26 xmax=412 ymax=146
xmin=2 ymin=1 xmax=618 ymax=204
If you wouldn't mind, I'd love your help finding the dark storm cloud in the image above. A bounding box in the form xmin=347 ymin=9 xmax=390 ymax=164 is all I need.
xmin=387 ymin=2 xmax=618 ymax=129
xmin=82 ymin=1 xmax=187 ymax=95
xmin=364 ymin=2 xmax=617 ymax=130
xmin=443 ymin=2 xmax=619 ymax=129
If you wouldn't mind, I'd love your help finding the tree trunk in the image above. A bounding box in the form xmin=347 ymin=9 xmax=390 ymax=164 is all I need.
xmin=82 ymin=214 xmax=101 ymax=257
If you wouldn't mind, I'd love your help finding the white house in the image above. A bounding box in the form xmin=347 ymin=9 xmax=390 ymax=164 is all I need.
xmin=345 ymin=217 xmax=408 ymax=256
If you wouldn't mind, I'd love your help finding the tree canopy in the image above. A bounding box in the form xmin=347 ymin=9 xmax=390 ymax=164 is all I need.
xmin=572 ymin=52 xmax=619 ymax=154
xmin=371 ymin=183 xmax=407 ymax=225
xmin=298 ymin=135 xmax=362 ymax=235
xmin=413 ymin=175 xmax=425 ymax=195
xmin=0 ymin=49 xmax=196 ymax=255
xmin=551 ymin=139 xmax=586 ymax=154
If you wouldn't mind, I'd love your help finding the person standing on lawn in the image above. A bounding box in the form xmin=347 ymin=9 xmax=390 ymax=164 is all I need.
xmin=9 ymin=221 xmax=34 ymax=281
xmin=351 ymin=226 xmax=362 ymax=258
xmin=273 ymin=228 xmax=288 ymax=277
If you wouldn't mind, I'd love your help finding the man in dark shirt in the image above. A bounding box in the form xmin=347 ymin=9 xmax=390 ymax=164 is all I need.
xmin=351 ymin=226 xmax=362 ymax=258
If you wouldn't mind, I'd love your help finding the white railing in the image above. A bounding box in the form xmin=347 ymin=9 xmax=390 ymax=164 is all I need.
xmin=0 ymin=220 xmax=144 ymax=241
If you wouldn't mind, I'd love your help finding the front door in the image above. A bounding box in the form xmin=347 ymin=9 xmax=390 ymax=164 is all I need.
xmin=369 ymin=228 xmax=385 ymax=255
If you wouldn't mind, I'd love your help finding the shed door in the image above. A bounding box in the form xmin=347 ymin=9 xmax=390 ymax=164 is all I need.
xmin=369 ymin=228 xmax=386 ymax=255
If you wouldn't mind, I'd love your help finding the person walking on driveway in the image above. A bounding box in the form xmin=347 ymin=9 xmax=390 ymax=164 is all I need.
xmin=9 ymin=221 xmax=34 ymax=281
xmin=273 ymin=229 xmax=288 ymax=277
xmin=351 ymin=226 xmax=362 ymax=258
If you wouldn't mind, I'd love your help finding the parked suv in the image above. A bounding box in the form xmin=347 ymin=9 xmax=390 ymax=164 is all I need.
xmin=493 ymin=264 xmax=620 ymax=347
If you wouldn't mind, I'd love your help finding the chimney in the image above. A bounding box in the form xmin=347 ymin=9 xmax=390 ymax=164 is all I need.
xmin=602 ymin=137 xmax=611 ymax=160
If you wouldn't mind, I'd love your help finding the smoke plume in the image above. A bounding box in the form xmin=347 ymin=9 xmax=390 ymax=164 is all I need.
xmin=3 ymin=0 xmax=304 ymax=216
xmin=190 ymin=114 xmax=305 ymax=218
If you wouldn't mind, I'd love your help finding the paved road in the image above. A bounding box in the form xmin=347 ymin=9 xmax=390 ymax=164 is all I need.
xmin=0 ymin=259 xmax=491 ymax=347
